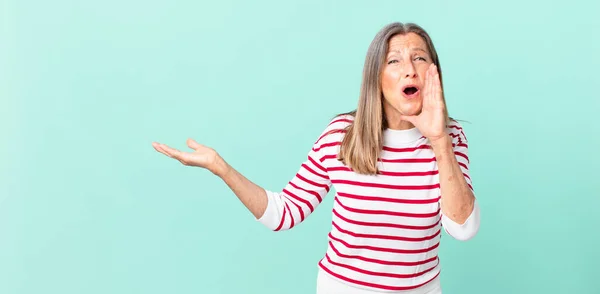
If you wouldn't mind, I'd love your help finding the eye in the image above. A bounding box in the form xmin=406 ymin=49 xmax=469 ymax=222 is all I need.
xmin=387 ymin=60 xmax=398 ymax=64
xmin=414 ymin=56 xmax=427 ymax=62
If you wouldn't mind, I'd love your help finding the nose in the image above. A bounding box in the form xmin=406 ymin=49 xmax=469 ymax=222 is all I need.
xmin=402 ymin=62 xmax=417 ymax=79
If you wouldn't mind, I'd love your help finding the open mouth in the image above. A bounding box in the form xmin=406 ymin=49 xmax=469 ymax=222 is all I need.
xmin=402 ymin=85 xmax=420 ymax=97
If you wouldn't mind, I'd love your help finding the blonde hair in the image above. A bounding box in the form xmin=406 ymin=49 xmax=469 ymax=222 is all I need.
xmin=336 ymin=22 xmax=450 ymax=175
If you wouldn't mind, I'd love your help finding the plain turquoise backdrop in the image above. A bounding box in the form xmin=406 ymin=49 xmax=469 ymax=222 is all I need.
xmin=2 ymin=0 xmax=599 ymax=293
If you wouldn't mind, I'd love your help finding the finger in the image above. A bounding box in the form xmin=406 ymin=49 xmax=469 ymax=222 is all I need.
xmin=164 ymin=144 xmax=200 ymax=166
xmin=152 ymin=142 xmax=161 ymax=151
xmin=152 ymin=142 xmax=196 ymax=166
xmin=158 ymin=143 xmax=185 ymax=159
xmin=422 ymin=65 xmax=430 ymax=100
xmin=422 ymin=68 xmax=429 ymax=99
xmin=433 ymin=65 xmax=443 ymax=103
xmin=152 ymin=142 xmax=172 ymax=157
xmin=424 ymin=64 xmax=434 ymax=105
xmin=187 ymin=138 xmax=202 ymax=151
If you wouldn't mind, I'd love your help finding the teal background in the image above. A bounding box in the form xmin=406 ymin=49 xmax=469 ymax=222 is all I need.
xmin=2 ymin=0 xmax=599 ymax=293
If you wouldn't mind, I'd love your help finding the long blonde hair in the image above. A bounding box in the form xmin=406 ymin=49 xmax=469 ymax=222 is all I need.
xmin=336 ymin=22 xmax=449 ymax=175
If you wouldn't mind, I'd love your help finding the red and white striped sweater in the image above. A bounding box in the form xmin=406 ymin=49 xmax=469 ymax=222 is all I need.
xmin=257 ymin=114 xmax=479 ymax=292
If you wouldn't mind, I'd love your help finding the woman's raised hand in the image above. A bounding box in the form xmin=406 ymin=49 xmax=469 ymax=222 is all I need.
xmin=153 ymin=138 xmax=268 ymax=218
xmin=399 ymin=63 xmax=447 ymax=143
xmin=152 ymin=139 xmax=225 ymax=176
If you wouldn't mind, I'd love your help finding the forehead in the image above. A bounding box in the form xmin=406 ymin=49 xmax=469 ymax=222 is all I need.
xmin=387 ymin=32 xmax=427 ymax=53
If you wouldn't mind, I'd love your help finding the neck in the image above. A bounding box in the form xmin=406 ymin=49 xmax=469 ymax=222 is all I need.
xmin=383 ymin=103 xmax=416 ymax=130
xmin=385 ymin=110 xmax=415 ymax=130
xmin=386 ymin=119 xmax=415 ymax=130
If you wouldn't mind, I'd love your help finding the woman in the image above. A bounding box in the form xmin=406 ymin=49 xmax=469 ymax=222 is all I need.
xmin=152 ymin=22 xmax=480 ymax=294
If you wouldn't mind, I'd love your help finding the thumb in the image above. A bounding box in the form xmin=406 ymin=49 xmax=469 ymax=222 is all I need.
xmin=186 ymin=138 xmax=202 ymax=150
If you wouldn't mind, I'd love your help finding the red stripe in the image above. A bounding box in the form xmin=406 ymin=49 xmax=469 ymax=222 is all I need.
xmin=284 ymin=187 xmax=316 ymax=211
xmin=379 ymin=157 xmax=437 ymax=163
xmin=318 ymin=262 xmax=441 ymax=291
xmin=332 ymin=221 xmax=441 ymax=242
xmin=448 ymin=125 xmax=467 ymax=139
xmin=315 ymin=129 xmax=347 ymax=144
xmin=383 ymin=144 xmax=431 ymax=152
xmin=320 ymin=154 xmax=339 ymax=162
xmin=313 ymin=117 xmax=352 ymax=145
xmin=313 ymin=141 xmax=341 ymax=152
xmin=328 ymin=241 xmax=439 ymax=266
xmin=312 ymin=141 xmax=466 ymax=153
xmin=284 ymin=202 xmax=295 ymax=228
xmin=297 ymin=174 xmax=330 ymax=191
xmin=282 ymin=190 xmax=306 ymax=220
xmin=335 ymin=197 xmax=440 ymax=218
xmin=382 ymin=142 xmax=459 ymax=153
xmin=455 ymin=132 xmax=466 ymax=146
xmin=328 ymin=166 xmax=438 ymax=177
xmin=458 ymin=162 xmax=468 ymax=171
xmin=321 ymin=154 xmax=440 ymax=164
xmin=301 ymin=163 xmax=328 ymax=179
xmin=333 ymin=209 xmax=440 ymax=230
xmin=454 ymin=151 xmax=469 ymax=162
xmin=329 ymin=233 xmax=440 ymax=254
xmin=336 ymin=192 xmax=440 ymax=204
xmin=324 ymin=253 xmax=439 ymax=278
xmin=331 ymin=179 xmax=439 ymax=190
xmin=288 ymin=182 xmax=322 ymax=204
xmin=320 ymin=152 xmax=460 ymax=163
xmin=448 ymin=124 xmax=463 ymax=131
xmin=308 ymin=156 xmax=327 ymax=173
xmin=274 ymin=205 xmax=288 ymax=231
xmin=328 ymin=118 xmax=353 ymax=126
xmin=380 ymin=170 xmax=438 ymax=177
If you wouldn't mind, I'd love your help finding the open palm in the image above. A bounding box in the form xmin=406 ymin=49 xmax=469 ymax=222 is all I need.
xmin=152 ymin=138 xmax=220 ymax=173
xmin=400 ymin=63 xmax=446 ymax=141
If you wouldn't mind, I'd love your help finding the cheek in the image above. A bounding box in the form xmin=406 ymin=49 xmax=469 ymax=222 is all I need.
xmin=381 ymin=69 xmax=399 ymax=92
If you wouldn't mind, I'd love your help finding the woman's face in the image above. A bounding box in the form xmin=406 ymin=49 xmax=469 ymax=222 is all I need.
xmin=381 ymin=33 xmax=434 ymax=121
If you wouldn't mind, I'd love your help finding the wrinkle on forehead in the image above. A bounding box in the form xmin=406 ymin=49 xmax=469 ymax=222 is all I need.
xmin=388 ymin=48 xmax=428 ymax=54
xmin=387 ymin=33 xmax=429 ymax=56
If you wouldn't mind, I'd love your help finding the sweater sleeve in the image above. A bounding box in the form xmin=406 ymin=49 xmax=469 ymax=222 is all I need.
xmin=256 ymin=118 xmax=347 ymax=231
xmin=440 ymin=121 xmax=481 ymax=241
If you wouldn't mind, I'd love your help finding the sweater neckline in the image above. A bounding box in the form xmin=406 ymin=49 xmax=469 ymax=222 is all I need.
xmin=383 ymin=127 xmax=424 ymax=145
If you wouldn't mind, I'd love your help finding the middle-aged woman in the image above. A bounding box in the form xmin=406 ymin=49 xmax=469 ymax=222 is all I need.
xmin=153 ymin=22 xmax=481 ymax=294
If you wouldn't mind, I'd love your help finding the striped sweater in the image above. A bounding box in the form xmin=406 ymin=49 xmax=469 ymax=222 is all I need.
xmin=257 ymin=114 xmax=476 ymax=292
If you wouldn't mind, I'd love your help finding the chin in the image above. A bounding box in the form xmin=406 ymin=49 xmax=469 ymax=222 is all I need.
xmin=384 ymin=98 xmax=421 ymax=117
xmin=399 ymin=105 xmax=422 ymax=116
